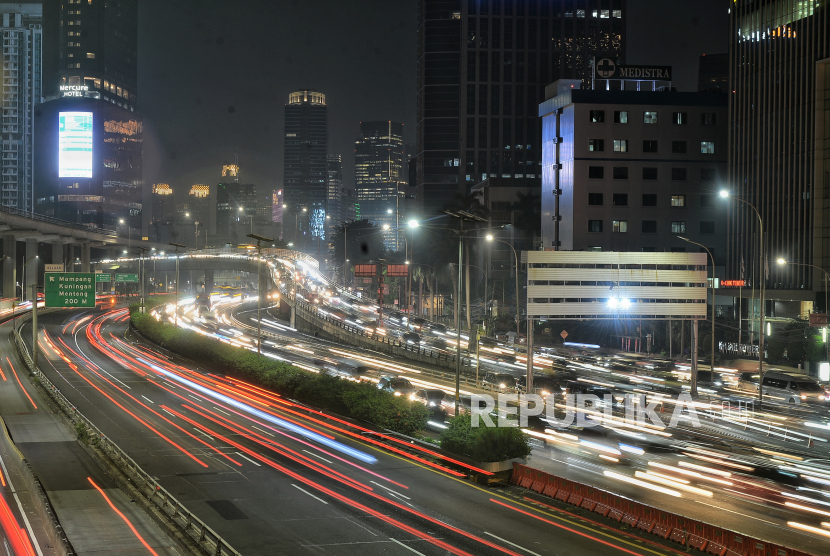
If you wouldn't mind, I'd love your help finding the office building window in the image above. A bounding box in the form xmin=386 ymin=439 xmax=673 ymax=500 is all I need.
xmin=613 ymin=139 xmax=628 ymax=152
xmin=700 ymin=221 xmax=715 ymax=234
xmin=671 ymin=221 xmax=686 ymax=233
xmin=643 ymin=111 xmax=658 ymax=124
xmin=590 ymin=110 xmax=605 ymax=123
xmin=700 ymin=194 xmax=713 ymax=207
xmin=643 ymin=140 xmax=658 ymax=153
xmin=673 ymin=112 xmax=688 ymax=125
xmin=612 ymin=193 xmax=628 ymax=206
xmin=588 ymin=193 xmax=604 ymax=205
xmin=613 ymin=110 xmax=628 ymax=123
xmin=672 ymin=168 xmax=687 ymax=180
xmin=588 ymin=220 xmax=603 ymax=232
xmin=642 ymin=220 xmax=657 ymax=233
xmin=701 ymin=141 xmax=715 ymax=154
xmin=671 ymin=195 xmax=686 ymax=207
xmin=642 ymin=167 xmax=658 ymax=180
xmin=588 ymin=166 xmax=604 ymax=179
xmin=701 ymin=113 xmax=717 ymax=125
xmin=612 ymin=220 xmax=628 ymax=233
xmin=671 ymin=141 xmax=687 ymax=154
xmin=613 ymin=166 xmax=629 ymax=180
xmin=642 ymin=194 xmax=657 ymax=206
xmin=589 ymin=139 xmax=604 ymax=152
xmin=588 ymin=246 xmax=602 ymax=252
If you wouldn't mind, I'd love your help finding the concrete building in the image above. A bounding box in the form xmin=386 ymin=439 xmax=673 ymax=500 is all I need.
xmin=538 ymin=82 xmax=728 ymax=271
xmin=326 ymin=153 xmax=343 ymax=239
xmin=415 ymin=0 xmax=626 ymax=216
xmin=697 ymin=53 xmax=727 ymax=93
xmin=0 ymin=5 xmax=42 ymax=212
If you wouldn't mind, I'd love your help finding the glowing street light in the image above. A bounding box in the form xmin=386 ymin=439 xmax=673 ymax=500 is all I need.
xmin=408 ymin=220 xmax=419 ymax=228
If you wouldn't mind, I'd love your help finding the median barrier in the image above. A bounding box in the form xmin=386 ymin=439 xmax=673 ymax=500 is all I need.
xmin=510 ymin=463 xmax=816 ymax=556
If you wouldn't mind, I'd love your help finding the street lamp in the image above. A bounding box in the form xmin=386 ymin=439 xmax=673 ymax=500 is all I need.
xmin=119 ymin=218 xmax=131 ymax=249
xmin=720 ymin=190 xmax=765 ymax=404
xmin=679 ymin=236 xmax=715 ymax=397
xmin=248 ymin=233 xmax=274 ymax=355
xmin=485 ymin=234 xmax=520 ymax=337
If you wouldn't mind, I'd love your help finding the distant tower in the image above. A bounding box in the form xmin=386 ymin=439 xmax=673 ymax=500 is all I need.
xmin=284 ymin=90 xmax=327 ymax=244
xmin=326 ymin=154 xmax=343 ymax=238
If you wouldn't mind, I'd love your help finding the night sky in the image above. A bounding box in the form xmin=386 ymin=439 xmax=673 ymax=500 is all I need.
xmin=138 ymin=0 xmax=727 ymax=203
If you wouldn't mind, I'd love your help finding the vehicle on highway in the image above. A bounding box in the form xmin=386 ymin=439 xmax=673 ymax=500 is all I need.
xmin=377 ymin=376 xmax=417 ymax=396
xmin=428 ymin=323 xmax=447 ymax=334
xmin=564 ymin=380 xmax=619 ymax=407
xmin=324 ymin=365 xmax=363 ymax=382
xmin=482 ymin=372 xmax=517 ymax=392
xmin=402 ymin=331 xmax=421 ymax=344
xmin=758 ymin=371 xmax=828 ymax=405
xmin=693 ymin=370 xmax=723 ymax=388
xmin=408 ymin=317 xmax=426 ymax=330
xmin=410 ymin=389 xmax=448 ymax=415
xmin=517 ymin=376 xmax=561 ymax=398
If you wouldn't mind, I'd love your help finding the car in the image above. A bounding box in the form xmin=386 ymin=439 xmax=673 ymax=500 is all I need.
xmin=517 ymin=376 xmax=561 ymax=397
xmin=402 ymin=331 xmax=421 ymax=344
xmin=564 ymin=381 xmax=619 ymax=407
xmin=482 ymin=372 xmax=518 ymax=391
xmin=693 ymin=370 xmax=723 ymax=388
xmin=410 ymin=389 xmax=448 ymax=414
xmin=377 ymin=376 xmax=416 ymax=396
xmin=324 ymin=365 xmax=363 ymax=381
xmin=408 ymin=317 xmax=426 ymax=330
xmin=760 ymin=371 xmax=828 ymax=405
xmin=429 ymin=323 xmax=447 ymax=334
xmin=736 ymin=372 xmax=760 ymax=393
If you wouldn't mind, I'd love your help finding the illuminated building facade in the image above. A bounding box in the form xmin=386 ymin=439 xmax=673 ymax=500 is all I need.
xmin=0 ymin=6 xmax=42 ymax=212
xmin=284 ymin=90 xmax=327 ymax=244
xmin=355 ymin=121 xmax=405 ymax=250
xmin=216 ymin=182 xmax=257 ymax=238
xmin=727 ymin=0 xmax=830 ymax=311
xmin=326 ymin=154 xmax=344 ymax=239
xmin=416 ymin=0 xmax=626 ymax=215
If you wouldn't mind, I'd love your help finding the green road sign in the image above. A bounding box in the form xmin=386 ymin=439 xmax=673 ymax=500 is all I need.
xmin=115 ymin=273 xmax=138 ymax=283
xmin=45 ymin=273 xmax=95 ymax=308
xmin=95 ymin=273 xmax=111 ymax=283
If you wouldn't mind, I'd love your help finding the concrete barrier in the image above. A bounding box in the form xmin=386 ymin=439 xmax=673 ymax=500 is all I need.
xmin=511 ymin=463 xmax=817 ymax=556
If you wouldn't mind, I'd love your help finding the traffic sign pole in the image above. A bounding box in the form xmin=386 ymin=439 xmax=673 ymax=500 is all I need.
xmin=44 ymin=273 xmax=95 ymax=308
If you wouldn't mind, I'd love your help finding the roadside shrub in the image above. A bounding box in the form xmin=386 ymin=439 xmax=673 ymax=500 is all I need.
xmin=130 ymin=308 xmax=428 ymax=435
xmin=440 ymin=411 xmax=532 ymax=462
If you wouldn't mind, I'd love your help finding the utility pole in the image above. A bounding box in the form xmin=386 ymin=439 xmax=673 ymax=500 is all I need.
xmin=248 ymin=233 xmax=274 ymax=355
xmin=169 ymin=243 xmax=186 ymax=326
xmin=31 ymin=283 xmax=37 ymax=369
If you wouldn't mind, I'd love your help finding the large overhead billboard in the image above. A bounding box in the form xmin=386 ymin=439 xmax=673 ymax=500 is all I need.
xmin=58 ymin=112 xmax=93 ymax=178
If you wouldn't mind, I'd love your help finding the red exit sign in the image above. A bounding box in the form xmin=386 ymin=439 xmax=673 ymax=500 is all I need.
xmin=720 ymin=280 xmax=746 ymax=287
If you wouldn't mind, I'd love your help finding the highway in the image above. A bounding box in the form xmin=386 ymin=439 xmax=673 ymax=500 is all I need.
xmin=20 ymin=307 xmax=698 ymax=556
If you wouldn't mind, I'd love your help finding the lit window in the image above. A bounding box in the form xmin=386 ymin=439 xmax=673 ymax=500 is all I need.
xmin=601 ymin=9 xmax=610 ymax=18
xmin=451 ymin=11 xmax=461 ymax=19
xmin=671 ymin=195 xmax=686 ymax=207
xmin=613 ymin=139 xmax=628 ymax=152
xmin=576 ymin=9 xmax=585 ymax=17
xmin=643 ymin=111 xmax=658 ymax=124
xmin=612 ymin=220 xmax=628 ymax=233
xmin=86 ymin=52 xmax=95 ymax=59
xmin=671 ymin=221 xmax=686 ymax=233
xmin=701 ymin=141 xmax=715 ymax=154
xmin=613 ymin=9 xmax=622 ymax=18
xmin=613 ymin=111 xmax=629 ymax=124
xmin=588 ymin=139 xmax=604 ymax=152
xmin=589 ymin=110 xmax=605 ymax=123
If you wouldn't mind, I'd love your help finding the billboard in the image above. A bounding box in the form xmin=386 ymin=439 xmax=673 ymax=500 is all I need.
xmin=59 ymin=112 xmax=93 ymax=178
xmin=272 ymin=189 xmax=283 ymax=223
xmin=354 ymin=264 xmax=379 ymax=277
xmin=386 ymin=264 xmax=409 ymax=277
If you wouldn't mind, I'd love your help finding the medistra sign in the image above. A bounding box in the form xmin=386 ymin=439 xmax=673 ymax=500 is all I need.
xmin=593 ymin=57 xmax=672 ymax=81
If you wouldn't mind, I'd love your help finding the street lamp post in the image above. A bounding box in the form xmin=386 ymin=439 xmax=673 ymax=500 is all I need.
xmin=485 ymin=234 xmax=520 ymax=338
xmin=679 ymin=236 xmax=715 ymax=397
xmin=777 ymin=258 xmax=830 ymax=363
xmin=720 ymin=190 xmax=765 ymax=404
xmin=169 ymin=243 xmax=186 ymax=326
xmin=248 ymin=233 xmax=274 ymax=355
xmin=20 ymin=255 xmax=38 ymax=302
xmin=119 ymin=218 xmax=131 ymax=249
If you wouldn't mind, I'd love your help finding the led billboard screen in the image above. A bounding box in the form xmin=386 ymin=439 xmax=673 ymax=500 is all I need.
xmin=58 ymin=112 xmax=93 ymax=178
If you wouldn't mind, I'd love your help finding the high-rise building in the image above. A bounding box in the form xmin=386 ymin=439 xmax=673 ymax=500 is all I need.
xmin=150 ymin=183 xmax=173 ymax=242
xmin=355 ymin=121 xmax=405 ymax=250
xmin=728 ymin=1 xmax=829 ymax=314
xmin=416 ymin=0 xmax=626 ymax=215
xmin=326 ymin=154 xmax=343 ymax=237
xmin=43 ymin=0 xmax=137 ymax=110
xmin=697 ymin=53 xmax=727 ymax=93
xmin=216 ymin=182 xmax=257 ymax=238
xmin=284 ymin=90 xmax=327 ymax=244
xmin=0 ymin=6 xmax=42 ymax=212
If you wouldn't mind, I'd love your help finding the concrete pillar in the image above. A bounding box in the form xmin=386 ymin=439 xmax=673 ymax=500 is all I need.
xmin=290 ymin=305 xmax=296 ymax=328
xmin=81 ymin=243 xmax=90 ymax=272
xmin=194 ymin=270 xmax=206 ymax=293
xmin=2 ymin=235 xmax=16 ymax=299
xmin=25 ymin=238 xmax=38 ymax=299
xmin=204 ymin=269 xmax=215 ymax=295
xmin=51 ymin=240 xmax=64 ymax=267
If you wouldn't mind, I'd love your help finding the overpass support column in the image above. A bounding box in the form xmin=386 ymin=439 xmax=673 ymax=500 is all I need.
xmin=204 ymin=269 xmax=214 ymax=295
xmin=81 ymin=243 xmax=90 ymax=273
xmin=25 ymin=238 xmax=38 ymax=299
xmin=51 ymin=240 xmax=64 ymax=268
xmin=290 ymin=305 xmax=296 ymax=328
xmin=2 ymin=235 xmax=16 ymax=299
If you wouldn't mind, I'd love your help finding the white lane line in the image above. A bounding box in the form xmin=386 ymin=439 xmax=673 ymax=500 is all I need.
xmin=252 ymin=425 xmax=274 ymax=437
xmin=234 ymin=452 xmax=262 ymax=467
xmin=212 ymin=406 xmax=231 ymax=416
xmin=141 ymin=395 xmax=154 ymax=404
xmin=188 ymin=394 xmax=202 ymax=402
xmin=694 ymin=501 xmax=783 ymax=528
xmin=0 ymin=455 xmax=45 ymax=556
xmin=302 ymin=449 xmax=333 ymax=464
xmin=389 ymin=538 xmax=427 ymax=555
xmin=483 ymin=532 xmax=542 ymax=555
xmin=291 ymin=484 xmax=328 ymax=504
xmin=370 ymin=480 xmax=411 ymax=500
xmin=193 ymin=428 xmax=214 ymax=441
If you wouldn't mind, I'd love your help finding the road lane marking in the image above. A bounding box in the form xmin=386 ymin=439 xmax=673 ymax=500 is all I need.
xmin=302 ymin=449 xmax=333 ymax=464
xmin=141 ymin=395 xmax=154 ymax=404
xmin=212 ymin=406 xmax=231 ymax=416
xmin=234 ymin=452 xmax=262 ymax=467
xmin=188 ymin=394 xmax=202 ymax=402
xmin=389 ymin=538 xmax=427 ymax=555
xmin=252 ymin=425 xmax=274 ymax=437
xmin=370 ymin=480 xmax=411 ymax=500
xmin=694 ymin=501 xmax=783 ymax=528
xmin=483 ymin=532 xmax=542 ymax=556
xmin=291 ymin=484 xmax=328 ymax=504
xmin=0 ymin=454 xmax=44 ymax=556
xmin=193 ymin=428 xmax=214 ymax=441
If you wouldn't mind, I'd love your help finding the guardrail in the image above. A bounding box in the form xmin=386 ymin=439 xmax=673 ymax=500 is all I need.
xmin=11 ymin=323 xmax=240 ymax=556
xmin=0 ymin=203 xmax=119 ymax=238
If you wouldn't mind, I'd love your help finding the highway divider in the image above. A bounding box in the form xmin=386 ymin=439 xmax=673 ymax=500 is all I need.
xmin=11 ymin=318 xmax=241 ymax=556
xmin=510 ymin=463 xmax=816 ymax=556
